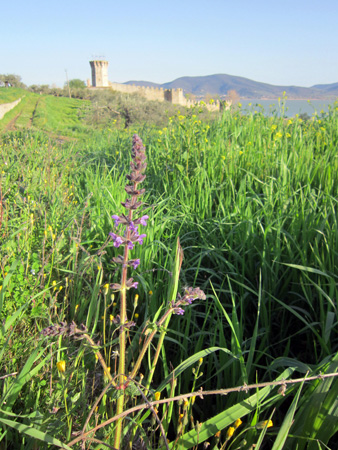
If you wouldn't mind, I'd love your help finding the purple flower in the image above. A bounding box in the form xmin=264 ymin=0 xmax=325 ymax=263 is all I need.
xmin=130 ymin=259 xmax=140 ymax=269
xmin=173 ymin=307 xmax=185 ymax=315
xmin=109 ymin=232 xmax=124 ymax=248
xmin=112 ymin=215 xmax=121 ymax=227
xmin=139 ymin=215 xmax=149 ymax=226
xmin=131 ymin=281 xmax=138 ymax=289
xmin=129 ymin=221 xmax=138 ymax=233
xmin=136 ymin=234 xmax=146 ymax=245
xmin=127 ymin=241 xmax=134 ymax=250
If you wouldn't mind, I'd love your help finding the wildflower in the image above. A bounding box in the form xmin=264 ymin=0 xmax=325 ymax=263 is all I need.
xmin=112 ymin=215 xmax=121 ymax=227
xmin=172 ymin=286 xmax=206 ymax=315
xmin=234 ymin=418 xmax=242 ymax=428
xmin=173 ymin=307 xmax=185 ymax=315
xmin=130 ymin=259 xmax=140 ymax=269
xmin=154 ymin=391 xmax=161 ymax=401
xmin=134 ymin=313 xmax=139 ymax=319
xmin=110 ymin=315 xmax=114 ymax=322
xmin=149 ymin=290 xmax=153 ymax=295
xmin=109 ymin=232 xmax=124 ymax=248
xmin=256 ymin=419 xmax=273 ymax=429
xmin=134 ymin=294 xmax=139 ymax=308
xmin=56 ymin=360 xmax=66 ymax=373
xmin=226 ymin=427 xmax=235 ymax=439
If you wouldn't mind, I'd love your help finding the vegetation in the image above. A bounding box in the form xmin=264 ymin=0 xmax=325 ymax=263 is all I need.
xmin=1 ymin=89 xmax=338 ymax=449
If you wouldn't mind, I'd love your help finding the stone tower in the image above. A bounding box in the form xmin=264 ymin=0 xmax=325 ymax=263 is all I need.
xmin=89 ymin=60 xmax=109 ymax=87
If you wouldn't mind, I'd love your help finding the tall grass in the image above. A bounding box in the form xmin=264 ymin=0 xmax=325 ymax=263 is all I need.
xmin=1 ymin=96 xmax=338 ymax=448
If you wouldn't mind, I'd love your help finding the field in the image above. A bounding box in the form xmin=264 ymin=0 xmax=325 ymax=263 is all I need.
xmin=1 ymin=88 xmax=338 ymax=449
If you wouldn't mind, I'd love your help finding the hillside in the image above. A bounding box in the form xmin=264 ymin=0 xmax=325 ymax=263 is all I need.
xmin=125 ymin=74 xmax=338 ymax=99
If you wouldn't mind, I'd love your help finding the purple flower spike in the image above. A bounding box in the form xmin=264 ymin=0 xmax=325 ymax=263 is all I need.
xmin=136 ymin=234 xmax=146 ymax=245
xmin=174 ymin=307 xmax=185 ymax=315
xmin=140 ymin=215 xmax=149 ymax=226
xmin=131 ymin=281 xmax=138 ymax=289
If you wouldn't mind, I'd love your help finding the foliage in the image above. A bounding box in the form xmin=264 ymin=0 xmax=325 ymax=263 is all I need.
xmin=67 ymin=79 xmax=86 ymax=90
xmin=1 ymin=95 xmax=338 ymax=448
xmin=0 ymin=74 xmax=26 ymax=88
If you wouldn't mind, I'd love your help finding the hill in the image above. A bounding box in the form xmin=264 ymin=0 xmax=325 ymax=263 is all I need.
xmin=125 ymin=74 xmax=338 ymax=100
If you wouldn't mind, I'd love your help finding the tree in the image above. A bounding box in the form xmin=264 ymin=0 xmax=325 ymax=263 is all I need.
xmin=0 ymin=74 xmax=26 ymax=88
xmin=67 ymin=79 xmax=86 ymax=89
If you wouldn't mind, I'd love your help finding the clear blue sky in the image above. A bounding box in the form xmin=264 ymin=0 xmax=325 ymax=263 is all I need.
xmin=2 ymin=0 xmax=337 ymax=88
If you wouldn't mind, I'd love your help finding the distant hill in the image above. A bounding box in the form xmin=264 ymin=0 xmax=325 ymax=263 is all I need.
xmin=124 ymin=74 xmax=338 ymax=100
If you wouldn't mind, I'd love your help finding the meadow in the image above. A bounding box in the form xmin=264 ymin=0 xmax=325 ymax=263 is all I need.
xmin=1 ymin=88 xmax=338 ymax=449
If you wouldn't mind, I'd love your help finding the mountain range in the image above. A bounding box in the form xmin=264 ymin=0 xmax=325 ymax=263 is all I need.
xmin=124 ymin=74 xmax=338 ymax=100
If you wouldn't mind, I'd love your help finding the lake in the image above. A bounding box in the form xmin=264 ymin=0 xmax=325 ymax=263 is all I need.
xmin=237 ymin=99 xmax=337 ymax=117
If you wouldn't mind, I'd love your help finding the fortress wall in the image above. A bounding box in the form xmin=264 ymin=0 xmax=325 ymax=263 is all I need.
xmin=101 ymin=80 xmax=225 ymax=111
xmin=89 ymin=60 xmax=223 ymax=111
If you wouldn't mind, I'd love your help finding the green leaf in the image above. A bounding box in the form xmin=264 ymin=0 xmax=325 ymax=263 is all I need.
xmin=0 ymin=417 xmax=72 ymax=449
xmin=165 ymin=368 xmax=294 ymax=449
xmin=271 ymin=378 xmax=305 ymax=449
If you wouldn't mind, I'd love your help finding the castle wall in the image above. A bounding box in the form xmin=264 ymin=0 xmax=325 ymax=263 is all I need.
xmin=89 ymin=61 xmax=228 ymax=111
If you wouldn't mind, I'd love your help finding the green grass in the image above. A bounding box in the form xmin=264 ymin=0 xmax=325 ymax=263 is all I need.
xmin=1 ymin=92 xmax=338 ymax=449
xmin=0 ymin=87 xmax=27 ymax=104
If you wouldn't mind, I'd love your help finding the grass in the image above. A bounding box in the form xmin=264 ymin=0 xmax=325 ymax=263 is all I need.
xmin=0 ymin=87 xmax=26 ymax=104
xmin=1 ymin=91 xmax=338 ymax=449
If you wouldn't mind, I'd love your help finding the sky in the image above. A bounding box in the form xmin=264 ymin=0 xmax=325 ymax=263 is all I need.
xmin=1 ymin=0 xmax=338 ymax=88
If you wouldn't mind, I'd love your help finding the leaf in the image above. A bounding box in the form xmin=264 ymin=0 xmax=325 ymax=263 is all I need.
xmin=165 ymin=368 xmax=294 ymax=449
xmin=0 ymin=417 xmax=72 ymax=449
xmin=271 ymin=378 xmax=305 ymax=449
xmin=157 ymin=346 xmax=238 ymax=392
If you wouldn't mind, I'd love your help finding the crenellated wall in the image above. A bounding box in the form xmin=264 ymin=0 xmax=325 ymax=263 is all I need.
xmin=90 ymin=60 xmax=229 ymax=111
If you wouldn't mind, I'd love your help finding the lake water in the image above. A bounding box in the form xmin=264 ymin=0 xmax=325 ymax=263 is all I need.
xmin=237 ymin=99 xmax=337 ymax=117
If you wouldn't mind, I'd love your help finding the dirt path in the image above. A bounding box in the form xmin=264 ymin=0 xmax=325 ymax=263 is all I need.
xmin=0 ymin=98 xmax=22 ymax=120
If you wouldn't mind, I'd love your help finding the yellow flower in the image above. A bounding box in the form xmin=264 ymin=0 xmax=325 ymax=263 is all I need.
xmin=109 ymin=315 xmax=114 ymax=322
xmin=275 ymin=132 xmax=283 ymax=139
xmin=199 ymin=357 xmax=203 ymax=365
xmin=221 ymin=155 xmax=226 ymax=160
xmin=239 ymin=151 xmax=244 ymax=156
xmin=154 ymin=391 xmax=161 ymax=401
xmin=149 ymin=290 xmax=153 ymax=295
xmin=134 ymin=313 xmax=139 ymax=319
xmin=56 ymin=360 xmax=66 ymax=373
xmin=103 ymin=283 xmax=109 ymax=295
xmin=75 ymin=304 xmax=79 ymax=312
xmin=256 ymin=419 xmax=273 ymax=429
xmin=234 ymin=418 xmax=242 ymax=428
xmin=226 ymin=426 xmax=235 ymax=439
xmin=271 ymin=124 xmax=277 ymax=131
